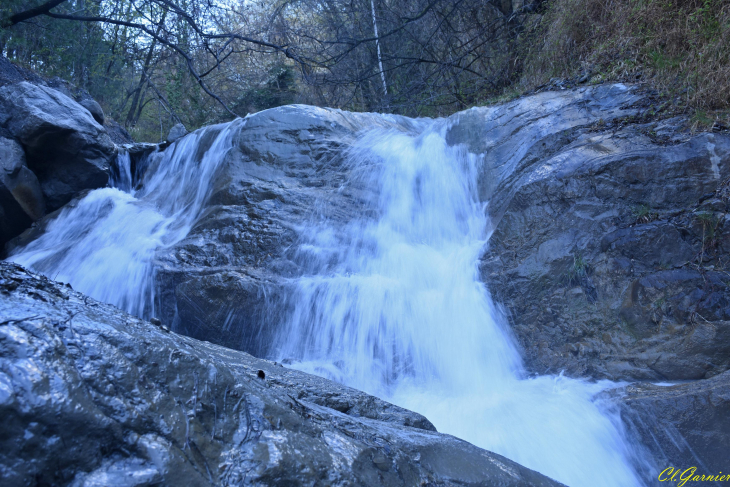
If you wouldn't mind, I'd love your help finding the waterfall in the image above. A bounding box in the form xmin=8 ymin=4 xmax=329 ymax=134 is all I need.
xmin=273 ymin=124 xmax=646 ymax=487
xmin=6 ymin=114 xmax=648 ymax=486
xmin=7 ymin=121 xmax=238 ymax=317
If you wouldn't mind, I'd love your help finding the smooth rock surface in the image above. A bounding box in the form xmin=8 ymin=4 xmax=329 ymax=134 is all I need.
xmin=166 ymin=123 xmax=188 ymax=143
xmin=0 ymin=261 xmax=563 ymax=487
xmin=79 ymin=98 xmax=105 ymax=125
xmin=0 ymin=82 xmax=115 ymax=212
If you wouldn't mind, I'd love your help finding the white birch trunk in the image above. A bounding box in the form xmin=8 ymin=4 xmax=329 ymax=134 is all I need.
xmin=370 ymin=0 xmax=388 ymax=96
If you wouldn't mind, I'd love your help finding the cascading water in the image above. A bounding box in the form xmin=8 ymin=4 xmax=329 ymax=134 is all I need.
xmin=5 ymin=113 xmax=649 ymax=486
xmin=274 ymin=124 xmax=647 ymax=487
xmin=8 ymin=121 xmax=238 ymax=317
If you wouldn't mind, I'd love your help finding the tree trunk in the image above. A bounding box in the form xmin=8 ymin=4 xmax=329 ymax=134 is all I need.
xmin=125 ymin=10 xmax=167 ymax=128
xmin=370 ymin=0 xmax=388 ymax=97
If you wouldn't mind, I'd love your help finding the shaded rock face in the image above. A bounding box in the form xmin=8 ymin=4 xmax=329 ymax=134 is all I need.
xmin=0 ymin=136 xmax=44 ymax=244
xmin=608 ymin=371 xmax=730 ymax=475
xmin=0 ymin=82 xmax=116 ymax=213
xmin=0 ymin=261 xmax=563 ymax=487
xmin=445 ymin=84 xmax=730 ymax=381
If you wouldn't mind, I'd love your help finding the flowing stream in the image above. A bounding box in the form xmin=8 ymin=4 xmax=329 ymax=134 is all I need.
xmin=7 ymin=117 xmax=646 ymax=486
xmin=274 ymin=124 xmax=645 ymax=487
xmin=8 ymin=122 xmax=237 ymax=317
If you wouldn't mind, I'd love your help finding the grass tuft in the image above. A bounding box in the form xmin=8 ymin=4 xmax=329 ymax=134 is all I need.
xmin=513 ymin=0 xmax=730 ymax=124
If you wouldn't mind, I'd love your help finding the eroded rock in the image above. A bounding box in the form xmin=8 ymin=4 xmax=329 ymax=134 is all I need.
xmin=455 ymin=85 xmax=730 ymax=380
xmin=0 ymin=261 xmax=563 ymax=487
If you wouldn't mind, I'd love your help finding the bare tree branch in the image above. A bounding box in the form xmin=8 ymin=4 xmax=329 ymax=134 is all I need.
xmin=2 ymin=0 xmax=68 ymax=27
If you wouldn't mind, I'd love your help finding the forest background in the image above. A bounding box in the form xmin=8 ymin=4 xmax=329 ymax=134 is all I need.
xmin=2 ymin=0 xmax=728 ymax=142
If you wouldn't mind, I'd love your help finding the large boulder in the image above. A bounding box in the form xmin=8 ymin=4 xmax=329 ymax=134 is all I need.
xmin=0 ymin=82 xmax=116 ymax=211
xmin=446 ymin=84 xmax=730 ymax=381
xmin=0 ymin=261 xmax=563 ymax=487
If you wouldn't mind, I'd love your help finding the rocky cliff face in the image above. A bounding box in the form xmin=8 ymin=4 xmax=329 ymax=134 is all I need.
xmin=445 ymin=84 xmax=730 ymax=382
xmin=149 ymin=84 xmax=730 ymax=386
xmin=0 ymin=261 xmax=563 ymax=487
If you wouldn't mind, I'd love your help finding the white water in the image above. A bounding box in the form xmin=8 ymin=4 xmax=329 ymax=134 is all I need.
xmin=274 ymin=125 xmax=645 ymax=487
xmin=8 ymin=122 xmax=238 ymax=317
xmin=6 ymin=116 xmax=647 ymax=486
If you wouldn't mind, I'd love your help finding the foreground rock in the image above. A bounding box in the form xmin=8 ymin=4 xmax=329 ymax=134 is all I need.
xmin=445 ymin=84 xmax=730 ymax=381
xmin=0 ymin=261 xmax=562 ymax=486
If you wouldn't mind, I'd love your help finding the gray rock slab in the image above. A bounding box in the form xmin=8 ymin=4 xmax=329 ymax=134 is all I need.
xmin=457 ymin=84 xmax=730 ymax=381
xmin=0 ymin=261 xmax=564 ymax=487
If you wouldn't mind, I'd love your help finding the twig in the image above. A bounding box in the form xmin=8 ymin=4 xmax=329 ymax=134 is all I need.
xmin=0 ymin=315 xmax=40 ymax=326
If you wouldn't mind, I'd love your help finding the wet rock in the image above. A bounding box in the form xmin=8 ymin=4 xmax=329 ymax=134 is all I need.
xmin=454 ymin=84 xmax=730 ymax=380
xmin=155 ymin=105 xmax=419 ymax=353
xmin=0 ymin=261 xmax=563 ymax=487
xmin=166 ymin=123 xmax=188 ymax=143
xmin=607 ymin=371 xmax=730 ymax=474
xmin=0 ymin=82 xmax=115 ymax=211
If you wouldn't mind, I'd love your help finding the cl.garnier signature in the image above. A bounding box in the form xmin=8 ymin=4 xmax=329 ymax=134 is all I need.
xmin=659 ymin=467 xmax=728 ymax=486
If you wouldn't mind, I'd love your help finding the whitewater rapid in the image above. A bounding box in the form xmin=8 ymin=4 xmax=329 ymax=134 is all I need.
xmin=7 ymin=117 xmax=647 ymax=486
xmin=273 ymin=125 xmax=646 ymax=487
